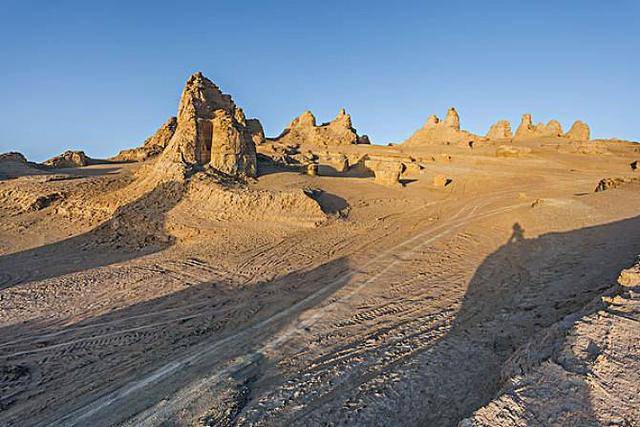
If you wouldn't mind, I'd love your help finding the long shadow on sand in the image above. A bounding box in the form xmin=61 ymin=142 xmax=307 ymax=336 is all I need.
xmin=0 ymin=181 xmax=185 ymax=290
xmin=412 ymin=215 xmax=640 ymax=425
xmin=0 ymin=256 xmax=351 ymax=426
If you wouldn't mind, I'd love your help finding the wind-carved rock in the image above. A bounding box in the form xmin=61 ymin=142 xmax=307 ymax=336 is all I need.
xmin=565 ymin=120 xmax=590 ymax=141
xmin=486 ymin=120 xmax=513 ymax=140
xmin=403 ymin=107 xmax=479 ymax=146
xmin=514 ymin=114 xmax=563 ymax=139
xmin=113 ymin=116 xmax=178 ymax=162
xmin=514 ymin=114 xmax=589 ymax=141
xmin=43 ymin=150 xmax=92 ymax=168
xmin=272 ymin=108 xmax=367 ymax=146
xmin=157 ymin=72 xmax=258 ymax=178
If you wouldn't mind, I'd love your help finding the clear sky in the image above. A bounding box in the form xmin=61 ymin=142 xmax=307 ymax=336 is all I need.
xmin=1 ymin=0 xmax=638 ymax=161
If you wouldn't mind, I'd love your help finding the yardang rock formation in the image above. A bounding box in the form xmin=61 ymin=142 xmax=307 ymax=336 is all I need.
xmin=272 ymin=108 xmax=369 ymax=146
xmin=402 ymin=107 xmax=480 ymax=146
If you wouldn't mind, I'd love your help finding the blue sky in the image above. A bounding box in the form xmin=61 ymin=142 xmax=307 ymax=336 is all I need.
xmin=1 ymin=0 xmax=638 ymax=161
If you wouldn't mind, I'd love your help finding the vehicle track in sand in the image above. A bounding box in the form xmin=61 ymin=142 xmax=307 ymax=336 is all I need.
xmin=46 ymin=190 xmax=527 ymax=427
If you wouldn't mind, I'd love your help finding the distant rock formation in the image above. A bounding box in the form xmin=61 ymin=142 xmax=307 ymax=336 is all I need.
xmin=514 ymin=114 xmax=589 ymax=141
xmin=113 ymin=116 xmax=177 ymax=162
xmin=155 ymin=72 xmax=258 ymax=179
xmin=0 ymin=152 xmax=27 ymax=163
xmin=565 ymin=120 xmax=590 ymax=141
xmin=486 ymin=120 xmax=512 ymax=140
xmin=402 ymin=107 xmax=480 ymax=146
xmin=272 ymin=108 xmax=367 ymax=146
xmin=43 ymin=150 xmax=91 ymax=168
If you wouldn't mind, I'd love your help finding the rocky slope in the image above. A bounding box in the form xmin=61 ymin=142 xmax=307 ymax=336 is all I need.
xmin=460 ymin=260 xmax=640 ymax=426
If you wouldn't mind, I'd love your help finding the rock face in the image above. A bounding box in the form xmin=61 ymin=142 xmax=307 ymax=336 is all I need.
xmin=403 ymin=107 xmax=479 ymax=146
xmin=272 ymin=109 xmax=366 ymax=146
xmin=565 ymin=120 xmax=590 ymax=141
xmin=113 ymin=116 xmax=178 ymax=162
xmin=246 ymin=118 xmax=266 ymax=146
xmin=43 ymin=151 xmax=91 ymax=168
xmin=486 ymin=120 xmax=512 ymax=140
xmin=157 ymin=72 xmax=258 ymax=178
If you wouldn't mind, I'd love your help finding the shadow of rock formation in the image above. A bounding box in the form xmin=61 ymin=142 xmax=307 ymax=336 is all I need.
xmin=0 ymin=181 xmax=185 ymax=290
xmin=0 ymin=256 xmax=351 ymax=426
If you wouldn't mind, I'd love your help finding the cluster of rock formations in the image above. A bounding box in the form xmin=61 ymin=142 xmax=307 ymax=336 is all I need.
xmin=401 ymin=108 xmax=592 ymax=147
xmin=513 ymin=114 xmax=590 ymax=141
xmin=271 ymin=109 xmax=370 ymax=147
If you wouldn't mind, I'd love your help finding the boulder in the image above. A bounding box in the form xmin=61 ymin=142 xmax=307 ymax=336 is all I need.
xmin=486 ymin=120 xmax=512 ymax=140
xmin=156 ymin=72 xmax=258 ymax=179
xmin=364 ymin=158 xmax=404 ymax=186
xmin=565 ymin=120 xmax=590 ymax=141
xmin=43 ymin=150 xmax=91 ymax=168
xmin=112 ymin=116 xmax=178 ymax=162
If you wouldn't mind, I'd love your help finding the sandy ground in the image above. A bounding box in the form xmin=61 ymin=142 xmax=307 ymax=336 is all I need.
xmin=1 ymin=139 xmax=639 ymax=426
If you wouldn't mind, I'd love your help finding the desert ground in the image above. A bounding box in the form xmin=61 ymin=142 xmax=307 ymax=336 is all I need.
xmin=1 ymin=73 xmax=639 ymax=426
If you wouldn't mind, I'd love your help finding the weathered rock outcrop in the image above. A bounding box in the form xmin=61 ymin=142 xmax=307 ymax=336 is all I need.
xmin=402 ymin=107 xmax=480 ymax=146
xmin=485 ymin=120 xmax=512 ymax=140
xmin=113 ymin=116 xmax=178 ymax=162
xmin=364 ymin=158 xmax=404 ymax=186
xmin=246 ymin=118 xmax=266 ymax=146
xmin=460 ymin=261 xmax=640 ymax=426
xmin=565 ymin=120 xmax=590 ymax=141
xmin=272 ymin=109 xmax=366 ymax=146
xmin=155 ymin=72 xmax=258 ymax=179
xmin=514 ymin=114 xmax=590 ymax=141
xmin=514 ymin=114 xmax=563 ymax=139
xmin=43 ymin=150 xmax=91 ymax=168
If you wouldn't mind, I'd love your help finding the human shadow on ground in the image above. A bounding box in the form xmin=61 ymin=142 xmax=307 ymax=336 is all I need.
xmin=0 ymin=181 xmax=185 ymax=290
xmin=0 ymin=256 xmax=351 ymax=426
xmin=413 ymin=216 xmax=640 ymax=425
